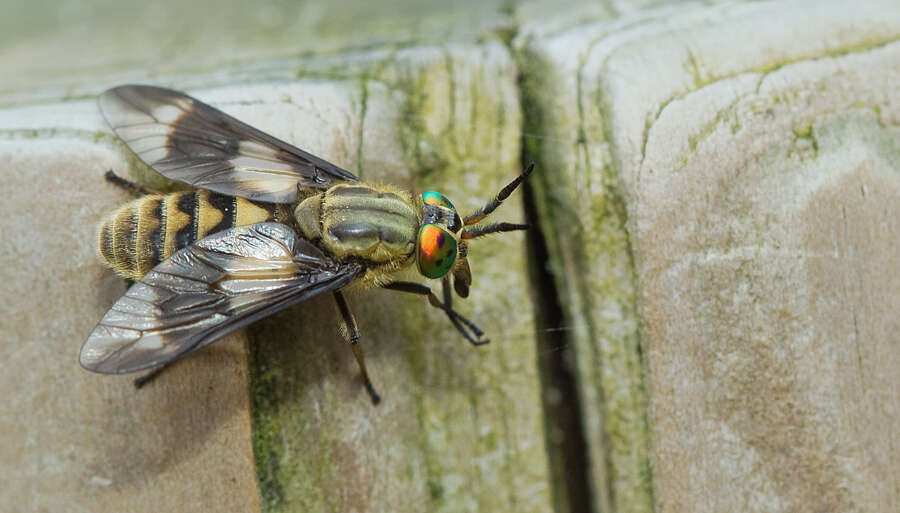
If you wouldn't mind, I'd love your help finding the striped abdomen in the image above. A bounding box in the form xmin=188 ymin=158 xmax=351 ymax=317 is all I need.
xmin=295 ymin=184 xmax=420 ymax=264
xmin=98 ymin=190 xmax=291 ymax=279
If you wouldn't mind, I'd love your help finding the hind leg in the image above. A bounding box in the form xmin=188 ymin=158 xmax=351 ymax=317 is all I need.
xmin=105 ymin=170 xmax=161 ymax=195
xmin=133 ymin=364 xmax=169 ymax=388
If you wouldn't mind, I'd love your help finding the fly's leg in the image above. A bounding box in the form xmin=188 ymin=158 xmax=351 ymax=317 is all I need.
xmin=333 ymin=291 xmax=381 ymax=405
xmin=383 ymin=279 xmax=489 ymax=346
xmin=439 ymin=277 xmax=488 ymax=345
xmin=105 ymin=170 xmax=161 ymax=195
xmin=134 ymin=364 xmax=168 ymax=388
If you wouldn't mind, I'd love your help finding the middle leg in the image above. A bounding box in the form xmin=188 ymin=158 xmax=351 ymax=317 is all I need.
xmin=333 ymin=291 xmax=381 ymax=405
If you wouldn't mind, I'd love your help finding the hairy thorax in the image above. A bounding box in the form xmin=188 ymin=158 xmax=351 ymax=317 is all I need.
xmin=294 ymin=184 xmax=421 ymax=266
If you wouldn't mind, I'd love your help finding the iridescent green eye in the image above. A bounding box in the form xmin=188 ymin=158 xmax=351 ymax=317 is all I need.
xmin=422 ymin=191 xmax=455 ymax=210
xmin=417 ymin=224 xmax=457 ymax=279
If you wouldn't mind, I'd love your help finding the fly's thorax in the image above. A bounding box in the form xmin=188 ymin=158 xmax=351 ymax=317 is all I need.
xmin=295 ymin=183 xmax=421 ymax=264
xmin=294 ymin=192 xmax=324 ymax=241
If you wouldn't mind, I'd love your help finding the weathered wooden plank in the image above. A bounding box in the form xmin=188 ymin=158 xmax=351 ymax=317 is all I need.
xmin=6 ymin=1 xmax=896 ymax=511
xmin=517 ymin=0 xmax=900 ymax=511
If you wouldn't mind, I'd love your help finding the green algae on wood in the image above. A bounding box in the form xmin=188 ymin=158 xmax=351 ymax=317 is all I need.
xmin=245 ymin=42 xmax=549 ymax=513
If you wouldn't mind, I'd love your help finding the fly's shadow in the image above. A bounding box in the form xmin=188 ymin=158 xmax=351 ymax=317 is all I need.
xmin=84 ymin=335 xmax=248 ymax=488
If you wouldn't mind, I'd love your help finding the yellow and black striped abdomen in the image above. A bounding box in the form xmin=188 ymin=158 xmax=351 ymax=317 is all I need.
xmin=97 ymin=190 xmax=291 ymax=279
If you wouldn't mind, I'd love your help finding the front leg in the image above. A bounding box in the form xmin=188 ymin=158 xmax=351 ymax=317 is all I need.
xmin=383 ymin=278 xmax=489 ymax=346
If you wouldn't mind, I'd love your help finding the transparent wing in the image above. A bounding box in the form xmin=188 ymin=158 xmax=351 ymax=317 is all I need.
xmin=99 ymin=85 xmax=360 ymax=203
xmin=80 ymin=222 xmax=363 ymax=374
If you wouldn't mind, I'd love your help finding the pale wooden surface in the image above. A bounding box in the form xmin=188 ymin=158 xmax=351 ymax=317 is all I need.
xmin=3 ymin=0 xmax=899 ymax=512
xmin=519 ymin=0 xmax=900 ymax=511
xmin=0 ymin=133 xmax=260 ymax=512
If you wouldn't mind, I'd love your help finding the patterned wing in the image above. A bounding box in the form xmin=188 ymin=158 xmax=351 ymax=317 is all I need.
xmin=99 ymin=85 xmax=359 ymax=203
xmin=80 ymin=222 xmax=363 ymax=374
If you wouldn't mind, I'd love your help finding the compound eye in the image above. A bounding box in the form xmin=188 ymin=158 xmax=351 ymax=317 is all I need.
xmin=422 ymin=190 xmax=455 ymax=210
xmin=417 ymin=224 xmax=457 ymax=279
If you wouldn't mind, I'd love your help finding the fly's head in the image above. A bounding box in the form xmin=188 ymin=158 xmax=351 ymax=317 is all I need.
xmin=415 ymin=163 xmax=534 ymax=297
xmin=417 ymin=190 xmax=463 ymax=282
